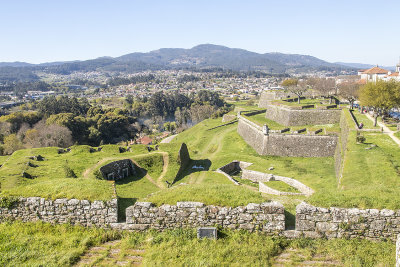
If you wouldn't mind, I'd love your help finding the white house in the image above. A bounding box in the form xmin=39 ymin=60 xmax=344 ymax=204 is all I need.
xmin=358 ymin=60 xmax=400 ymax=82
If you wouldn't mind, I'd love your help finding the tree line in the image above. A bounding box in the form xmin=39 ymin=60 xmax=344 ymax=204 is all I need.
xmin=0 ymin=90 xmax=231 ymax=155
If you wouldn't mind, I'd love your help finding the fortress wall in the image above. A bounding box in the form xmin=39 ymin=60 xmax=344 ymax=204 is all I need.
xmin=258 ymin=91 xmax=295 ymax=108
xmin=238 ymin=115 xmax=337 ymax=157
xmin=296 ymin=202 xmax=400 ymax=241
xmin=265 ymin=104 xmax=341 ymax=126
xmin=0 ymin=197 xmax=118 ymax=227
xmin=237 ymin=116 xmax=266 ymax=155
xmin=126 ymin=201 xmax=285 ymax=233
xmin=265 ymin=134 xmax=337 ymax=157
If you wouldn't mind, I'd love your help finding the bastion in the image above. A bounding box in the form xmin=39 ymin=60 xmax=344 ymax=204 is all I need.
xmin=265 ymin=103 xmax=341 ymax=126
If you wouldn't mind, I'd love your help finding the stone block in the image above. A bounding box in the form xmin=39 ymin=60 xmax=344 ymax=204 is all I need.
xmin=177 ymin=202 xmax=205 ymax=208
xmin=134 ymin=202 xmax=154 ymax=208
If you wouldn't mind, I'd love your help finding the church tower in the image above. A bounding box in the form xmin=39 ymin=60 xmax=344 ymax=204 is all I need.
xmin=397 ymin=58 xmax=400 ymax=73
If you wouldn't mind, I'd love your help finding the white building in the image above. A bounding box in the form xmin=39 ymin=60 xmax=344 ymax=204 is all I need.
xmin=358 ymin=61 xmax=400 ymax=82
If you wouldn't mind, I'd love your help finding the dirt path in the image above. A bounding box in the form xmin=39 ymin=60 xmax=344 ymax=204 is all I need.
xmin=75 ymin=240 xmax=144 ymax=266
xmin=0 ymin=155 xmax=11 ymax=169
xmin=188 ymin=127 xmax=233 ymax=184
xmin=365 ymin=113 xmax=400 ymax=147
xmin=156 ymin=152 xmax=169 ymax=188
xmin=273 ymin=248 xmax=341 ymax=266
xmin=160 ymin=134 xmax=177 ymax=143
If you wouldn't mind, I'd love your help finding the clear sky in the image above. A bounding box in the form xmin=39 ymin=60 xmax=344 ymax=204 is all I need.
xmin=1 ymin=0 xmax=399 ymax=65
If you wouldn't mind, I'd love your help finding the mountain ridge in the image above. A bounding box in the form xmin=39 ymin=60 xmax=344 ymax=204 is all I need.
xmin=0 ymin=44 xmax=359 ymax=81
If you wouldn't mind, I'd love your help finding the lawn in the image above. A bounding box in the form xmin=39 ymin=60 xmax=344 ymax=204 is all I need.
xmin=351 ymin=109 xmax=379 ymax=129
xmin=0 ymin=221 xmax=394 ymax=266
xmin=309 ymin=131 xmax=400 ymax=210
xmin=0 ymin=144 xmax=180 ymax=202
xmin=0 ymin=156 xmax=9 ymax=166
xmin=243 ymin=112 xmax=340 ymax=133
xmin=272 ymin=98 xmax=335 ymax=108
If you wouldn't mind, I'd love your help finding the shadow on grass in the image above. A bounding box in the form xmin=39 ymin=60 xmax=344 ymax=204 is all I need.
xmin=115 ymin=166 xmax=147 ymax=222
xmin=172 ymin=159 xmax=211 ymax=185
xmin=285 ymin=210 xmax=296 ymax=230
xmin=114 ymin=167 xmax=147 ymax=185
xmin=118 ymin=197 xmax=137 ymax=222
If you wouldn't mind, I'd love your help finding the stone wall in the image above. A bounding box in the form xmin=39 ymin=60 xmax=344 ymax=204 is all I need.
xmin=334 ymin=109 xmax=351 ymax=180
xmin=242 ymin=170 xmax=314 ymax=196
xmin=237 ymin=116 xmax=338 ymax=157
xmin=100 ymin=159 xmax=136 ymax=180
xmin=0 ymin=197 xmax=118 ymax=227
xmin=125 ymin=201 xmax=285 ymax=232
xmin=258 ymin=90 xmax=295 ymax=108
xmin=397 ymin=234 xmax=400 ymax=267
xmin=265 ymin=104 xmax=341 ymax=126
xmin=296 ymin=202 xmax=400 ymax=241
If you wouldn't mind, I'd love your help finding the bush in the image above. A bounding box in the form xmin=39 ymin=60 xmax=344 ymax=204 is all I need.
xmin=63 ymin=161 xmax=77 ymax=178
xmin=356 ymin=135 xmax=366 ymax=143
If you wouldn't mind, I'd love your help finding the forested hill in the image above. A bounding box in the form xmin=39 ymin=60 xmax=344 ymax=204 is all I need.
xmin=0 ymin=44 xmax=355 ymax=81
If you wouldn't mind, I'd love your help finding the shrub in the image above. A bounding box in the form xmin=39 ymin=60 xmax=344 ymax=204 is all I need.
xmin=63 ymin=161 xmax=77 ymax=178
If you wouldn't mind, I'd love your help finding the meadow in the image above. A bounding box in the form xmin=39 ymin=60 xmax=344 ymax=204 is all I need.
xmin=0 ymin=221 xmax=394 ymax=266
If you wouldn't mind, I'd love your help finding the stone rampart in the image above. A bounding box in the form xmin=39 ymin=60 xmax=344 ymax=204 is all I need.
xmin=125 ymin=201 xmax=285 ymax=232
xmin=0 ymin=197 xmax=118 ymax=227
xmin=334 ymin=109 xmax=351 ymax=180
xmin=265 ymin=104 xmax=341 ymax=126
xmin=258 ymin=90 xmax=295 ymax=108
xmin=241 ymin=169 xmax=314 ymax=196
xmin=237 ymin=116 xmax=337 ymax=157
xmin=296 ymin=202 xmax=400 ymax=241
xmin=397 ymin=234 xmax=400 ymax=267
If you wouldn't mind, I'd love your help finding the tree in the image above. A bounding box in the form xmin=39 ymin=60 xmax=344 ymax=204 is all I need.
xmin=3 ymin=134 xmax=24 ymax=155
xmin=281 ymin=79 xmax=308 ymax=104
xmin=338 ymin=81 xmax=360 ymax=109
xmin=308 ymin=78 xmax=336 ymax=103
xmin=359 ymin=80 xmax=400 ymax=126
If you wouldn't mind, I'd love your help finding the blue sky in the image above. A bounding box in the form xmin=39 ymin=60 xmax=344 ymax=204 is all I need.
xmin=1 ymin=0 xmax=399 ymax=65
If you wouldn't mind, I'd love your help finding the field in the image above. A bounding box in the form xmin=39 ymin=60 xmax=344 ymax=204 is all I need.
xmin=0 ymin=221 xmax=395 ymax=266
xmin=1 ymin=104 xmax=400 ymax=214
xmin=0 ymin=144 xmax=180 ymax=206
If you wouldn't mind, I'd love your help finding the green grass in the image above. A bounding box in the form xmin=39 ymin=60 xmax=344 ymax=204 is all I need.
xmin=145 ymin=183 xmax=268 ymax=207
xmin=244 ymin=113 xmax=340 ymax=133
xmin=0 ymin=156 xmax=9 ymax=166
xmin=395 ymin=131 xmax=400 ymax=139
xmin=309 ymin=131 xmax=400 ymax=209
xmin=351 ymin=110 xmax=379 ymax=129
xmin=0 ymin=220 xmax=120 ymax=266
xmin=265 ymin=181 xmax=301 ymax=193
xmin=0 ymin=144 xmax=180 ymax=201
xmin=273 ymin=98 xmax=335 ymax=108
xmin=0 ymin=221 xmax=395 ymax=266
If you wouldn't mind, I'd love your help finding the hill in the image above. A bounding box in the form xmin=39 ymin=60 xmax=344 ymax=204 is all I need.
xmin=0 ymin=44 xmax=356 ymax=80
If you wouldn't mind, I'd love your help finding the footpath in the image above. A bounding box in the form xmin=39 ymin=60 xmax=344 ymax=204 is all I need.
xmin=365 ymin=113 xmax=400 ymax=147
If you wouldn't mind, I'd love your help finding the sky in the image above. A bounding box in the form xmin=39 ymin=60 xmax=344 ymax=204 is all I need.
xmin=1 ymin=0 xmax=399 ymax=66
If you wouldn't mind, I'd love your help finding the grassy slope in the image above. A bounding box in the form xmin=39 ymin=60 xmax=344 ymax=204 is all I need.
xmin=0 ymin=144 xmax=180 ymax=201
xmin=167 ymin=117 xmax=335 ymax=211
xmin=0 ymin=221 xmax=119 ymax=266
xmin=0 ymin=156 xmax=9 ymax=165
xmin=351 ymin=110 xmax=379 ymax=129
xmin=0 ymin=221 xmax=394 ymax=266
